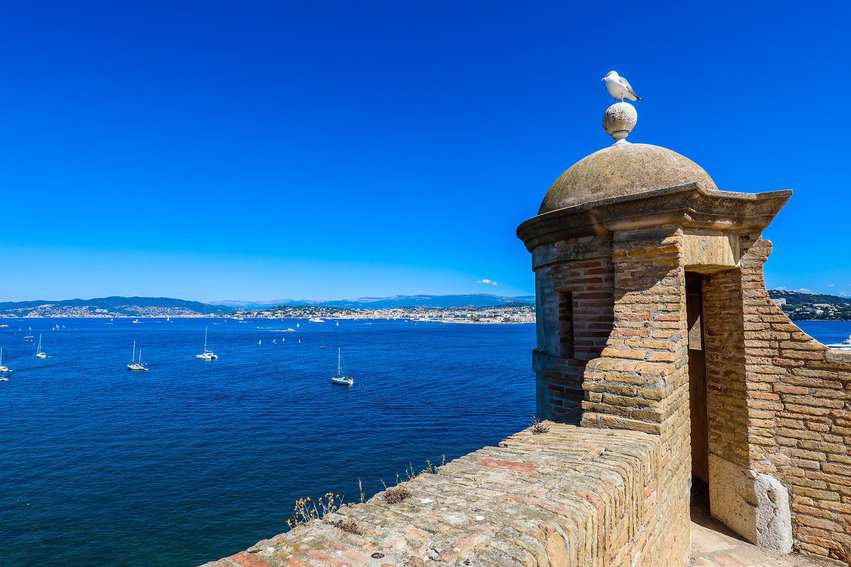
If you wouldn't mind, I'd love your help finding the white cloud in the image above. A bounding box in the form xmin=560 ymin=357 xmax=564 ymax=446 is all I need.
xmin=476 ymin=278 xmax=498 ymax=286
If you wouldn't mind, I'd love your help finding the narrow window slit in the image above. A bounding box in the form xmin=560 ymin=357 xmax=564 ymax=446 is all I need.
xmin=559 ymin=291 xmax=575 ymax=359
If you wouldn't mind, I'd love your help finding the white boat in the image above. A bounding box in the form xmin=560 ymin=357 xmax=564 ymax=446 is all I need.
xmin=258 ymin=339 xmax=262 ymax=346
xmin=0 ymin=347 xmax=12 ymax=375
xmin=827 ymin=335 xmax=851 ymax=350
xmin=331 ymin=348 xmax=353 ymax=386
xmin=23 ymin=327 xmax=34 ymax=341
xmin=35 ymin=334 xmax=47 ymax=359
xmin=336 ymin=321 xmax=340 ymax=327
xmin=127 ymin=340 xmax=148 ymax=372
xmin=309 ymin=318 xmax=325 ymax=323
xmin=196 ymin=327 xmax=218 ymax=360
xmin=131 ymin=319 xmax=141 ymax=324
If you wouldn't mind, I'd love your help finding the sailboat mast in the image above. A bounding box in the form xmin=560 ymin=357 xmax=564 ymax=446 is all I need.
xmin=204 ymin=327 xmax=208 ymax=351
xmin=337 ymin=347 xmax=342 ymax=375
xmin=131 ymin=340 xmax=136 ymax=363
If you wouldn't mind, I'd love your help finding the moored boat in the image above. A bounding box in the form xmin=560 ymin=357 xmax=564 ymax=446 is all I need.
xmin=196 ymin=327 xmax=218 ymax=360
xmin=330 ymin=347 xmax=353 ymax=386
xmin=127 ymin=340 xmax=148 ymax=372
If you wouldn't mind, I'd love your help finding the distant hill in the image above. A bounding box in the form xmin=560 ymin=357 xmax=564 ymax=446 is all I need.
xmin=0 ymin=296 xmax=232 ymax=317
xmin=6 ymin=290 xmax=843 ymax=320
xmin=768 ymin=290 xmax=851 ymax=320
xmin=215 ymin=294 xmax=537 ymax=309
xmin=0 ymin=294 xmax=536 ymax=318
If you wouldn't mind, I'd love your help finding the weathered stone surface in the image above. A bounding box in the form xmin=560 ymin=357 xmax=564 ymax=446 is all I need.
xmin=539 ymin=143 xmax=717 ymax=213
xmin=202 ymin=424 xmax=685 ymax=567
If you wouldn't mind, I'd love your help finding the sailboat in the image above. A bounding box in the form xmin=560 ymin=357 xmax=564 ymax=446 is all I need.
xmin=0 ymin=347 xmax=12 ymax=376
xmin=827 ymin=334 xmax=851 ymax=351
xmin=331 ymin=347 xmax=353 ymax=386
xmin=35 ymin=334 xmax=47 ymax=359
xmin=127 ymin=340 xmax=148 ymax=372
xmin=196 ymin=327 xmax=218 ymax=360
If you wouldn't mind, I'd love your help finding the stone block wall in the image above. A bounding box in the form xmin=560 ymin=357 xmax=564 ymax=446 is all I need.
xmin=579 ymin=225 xmax=692 ymax=564
xmin=204 ymin=424 xmax=690 ymax=567
xmin=703 ymin=237 xmax=851 ymax=563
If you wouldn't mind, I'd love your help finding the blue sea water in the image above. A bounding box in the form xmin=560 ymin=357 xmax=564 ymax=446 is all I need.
xmin=0 ymin=318 xmax=536 ymax=566
xmin=1 ymin=318 xmax=848 ymax=566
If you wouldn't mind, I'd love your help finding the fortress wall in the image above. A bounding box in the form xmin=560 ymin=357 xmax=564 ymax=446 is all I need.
xmin=203 ymin=424 xmax=690 ymax=567
xmin=704 ymin=237 xmax=851 ymax=562
xmin=579 ymin=226 xmax=692 ymax=564
xmin=741 ymin=239 xmax=851 ymax=562
xmin=531 ymin=235 xmax=614 ymax=423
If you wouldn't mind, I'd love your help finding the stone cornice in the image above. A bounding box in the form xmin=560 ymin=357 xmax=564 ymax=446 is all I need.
xmin=517 ymin=183 xmax=792 ymax=251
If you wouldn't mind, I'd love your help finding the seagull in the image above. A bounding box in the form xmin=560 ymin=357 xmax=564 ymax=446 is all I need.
xmin=602 ymin=70 xmax=642 ymax=102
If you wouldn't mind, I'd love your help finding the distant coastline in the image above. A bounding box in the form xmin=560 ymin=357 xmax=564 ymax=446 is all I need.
xmin=1 ymin=289 xmax=848 ymax=322
xmin=0 ymin=305 xmax=536 ymax=325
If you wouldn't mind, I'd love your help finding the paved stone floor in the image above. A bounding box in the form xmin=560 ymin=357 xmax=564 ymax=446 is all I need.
xmin=689 ymin=508 xmax=838 ymax=567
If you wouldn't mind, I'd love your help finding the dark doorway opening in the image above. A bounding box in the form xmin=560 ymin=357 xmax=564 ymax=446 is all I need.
xmin=686 ymin=272 xmax=709 ymax=510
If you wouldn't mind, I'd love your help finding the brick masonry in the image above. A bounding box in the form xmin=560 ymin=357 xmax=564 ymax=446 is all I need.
xmin=532 ymin=235 xmax=613 ymax=423
xmin=703 ymin=237 xmax=851 ymax=563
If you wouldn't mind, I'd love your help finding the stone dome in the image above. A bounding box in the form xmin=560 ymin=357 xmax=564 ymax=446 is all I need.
xmin=539 ymin=142 xmax=718 ymax=214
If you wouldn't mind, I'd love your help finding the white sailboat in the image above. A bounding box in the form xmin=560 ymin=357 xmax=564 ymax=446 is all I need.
xmin=331 ymin=347 xmax=353 ymax=386
xmin=196 ymin=327 xmax=218 ymax=360
xmin=0 ymin=347 xmax=12 ymax=376
xmin=35 ymin=334 xmax=47 ymax=359
xmin=827 ymin=335 xmax=851 ymax=350
xmin=127 ymin=340 xmax=148 ymax=372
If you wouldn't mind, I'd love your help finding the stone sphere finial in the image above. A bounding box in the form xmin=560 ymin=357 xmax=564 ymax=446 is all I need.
xmin=604 ymin=102 xmax=638 ymax=143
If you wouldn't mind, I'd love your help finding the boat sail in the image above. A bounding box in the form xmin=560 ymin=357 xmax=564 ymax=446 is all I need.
xmin=35 ymin=334 xmax=47 ymax=359
xmin=127 ymin=340 xmax=148 ymax=372
xmin=196 ymin=327 xmax=218 ymax=360
xmin=0 ymin=347 xmax=12 ymax=376
xmin=331 ymin=347 xmax=353 ymax=386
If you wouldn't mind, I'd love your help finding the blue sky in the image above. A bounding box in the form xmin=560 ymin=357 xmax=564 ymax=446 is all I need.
xmin=1 ymin=1 xmax=849 ymax=301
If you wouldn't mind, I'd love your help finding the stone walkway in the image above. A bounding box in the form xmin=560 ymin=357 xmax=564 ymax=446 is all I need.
xmin=689 ymin=508 xmax=838 ymax=567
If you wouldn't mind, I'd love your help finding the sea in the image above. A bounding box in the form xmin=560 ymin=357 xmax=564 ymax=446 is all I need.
xmin=0 ymin=318 xmax=847 ymax=566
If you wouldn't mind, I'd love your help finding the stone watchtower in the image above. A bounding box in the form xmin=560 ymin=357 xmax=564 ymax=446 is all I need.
xmin=518 ymin=101 xmax=851 ymax=560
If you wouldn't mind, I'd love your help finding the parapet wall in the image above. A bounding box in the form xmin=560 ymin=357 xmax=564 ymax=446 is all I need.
xmin=204 ymin=424 xmax=689 ymax=566
xmin=703 ymin=237 xmax=851 ymax=562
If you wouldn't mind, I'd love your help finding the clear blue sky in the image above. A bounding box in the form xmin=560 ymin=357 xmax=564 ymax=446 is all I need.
xmin=1 ymin=1 xmax=849 ymax=302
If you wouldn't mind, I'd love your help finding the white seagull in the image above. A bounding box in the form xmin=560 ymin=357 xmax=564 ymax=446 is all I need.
xmin=602 ymin=71 xmax=642 ymax=102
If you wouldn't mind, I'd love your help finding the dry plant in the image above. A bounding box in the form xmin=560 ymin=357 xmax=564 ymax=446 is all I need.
xmin=383 ymin=485 xmax=411 ymax=504
xmin=286 ymin=492 xmax=344 ymax=530
xmin=531 ymin=416 xmax=551 ymax=434
xmin=329 ymin=516 xmax=363 ymax=535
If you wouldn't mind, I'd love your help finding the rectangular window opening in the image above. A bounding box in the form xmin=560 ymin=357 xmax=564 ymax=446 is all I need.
xmin=559 ymin=290 xmax=575 ymax=359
